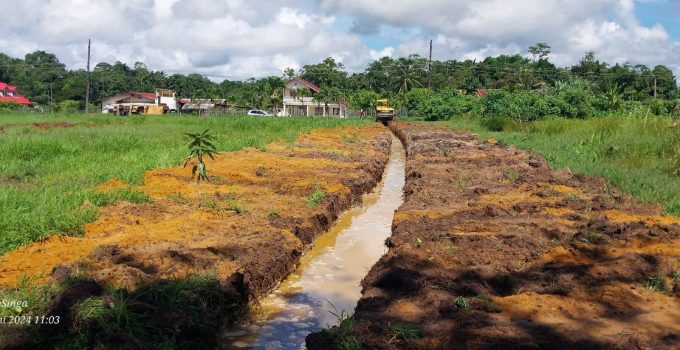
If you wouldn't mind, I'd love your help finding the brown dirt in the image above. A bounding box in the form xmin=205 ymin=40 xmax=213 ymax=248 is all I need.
xmin=0 ymin=125 xmax=391 ymax=300
xmin=311 ymin=121 xmax=680 ymax=350
xmin=32 ymin=122 xmax=75 ymax=129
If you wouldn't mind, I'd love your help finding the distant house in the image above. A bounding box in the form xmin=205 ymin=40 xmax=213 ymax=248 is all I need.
xmin=102 ymin=89 xmax=177 ymax=115
xmin=281 ymin=78 xmax=348 ymax=117
xmin=0 ymin=82 xmax=30 ymax=105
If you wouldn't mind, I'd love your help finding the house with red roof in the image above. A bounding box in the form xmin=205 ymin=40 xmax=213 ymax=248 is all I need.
xmin=0 ymin=82 xmax=31 ymax=105
xmin=281 ymin=78 xmax=348 ymax=117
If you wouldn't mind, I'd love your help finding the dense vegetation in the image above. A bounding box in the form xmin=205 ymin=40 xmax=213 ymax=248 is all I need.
xmin=0 ymin=43 xmax=677 ymax=114
xmin=0 ymin=115 xmax=370 ymax=254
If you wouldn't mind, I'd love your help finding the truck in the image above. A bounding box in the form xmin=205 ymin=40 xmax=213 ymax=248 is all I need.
xmin=375 ymin=99 xmax=395 ymax=125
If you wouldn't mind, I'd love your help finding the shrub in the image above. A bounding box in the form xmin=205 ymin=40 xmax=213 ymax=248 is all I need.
xmin=554 ymin=88 xmax=593 ymax=118
xmin=421 ymin=95 xmax=456 ymax=121
xmin=481 ymin=115 xmax=511 ymax=131
xmin=482 ymin=91 xmax=557 ymax=122
xmin=673 ymin=101 xmax=680 ymax=119
xmin=0 ymin=101 xmax=26 ymax=113
xmin=55 ymin=100 xmax=81 ymax=113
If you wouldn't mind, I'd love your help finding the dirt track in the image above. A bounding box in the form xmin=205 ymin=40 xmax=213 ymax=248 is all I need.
xmin=310 ymin=121 xmax=680 ymax=349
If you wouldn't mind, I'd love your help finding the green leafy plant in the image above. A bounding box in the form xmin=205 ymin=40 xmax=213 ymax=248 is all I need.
xmin=454 ymin=296 xmax=469 ymax=310
xmin=306 ymin=185 xmax=326 ymax=207
xmin=184 ymin=129 xmax=219 ymax=205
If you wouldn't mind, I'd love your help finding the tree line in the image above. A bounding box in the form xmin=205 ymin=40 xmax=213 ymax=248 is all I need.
xmin=0 ymin=43 xmax=677 ymax=114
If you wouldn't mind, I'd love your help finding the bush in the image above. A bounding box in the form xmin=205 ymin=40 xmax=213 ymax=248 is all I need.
xmin=421 ymin=95 xmax=456 ymax=121
xmin=481 ymin=115 xmax=511 ymax=131
xmin=554 ymin=88 xmax=593 ymax=118
xmin=55 ymin=100 xmax=82 ymax=113
xmin=0 ymin=101 xmax=26 ymax=113
xmin=403 ymin=88 xmax=430 ymax=115
xmin=673 ymin=101 xmax=680 ymax=119
xmin=482 ymin=90 xmax=557 ymax=122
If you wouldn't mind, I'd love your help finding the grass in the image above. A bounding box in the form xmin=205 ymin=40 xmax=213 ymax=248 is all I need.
xmin=443 ymin=115 xmax=680 ymax=215
xmin=306 ymin=185 xmax=326 ymax=207
xmin=644 ymin=275 xmax=668 ymax=292
xmin=0 ymin=272 xmax=245 ymax=349
xmin=0 ymin=113 xmax=370 ymax=255
xmin=0 ymin=275 xmax=60 ymax=318
xmin=326 ymin=301 xmax=363 ymax=350
xmin=504 ymin=169 xmax=520 ymax=183
xmin=388 ymin=323 xmax=421 ymax=343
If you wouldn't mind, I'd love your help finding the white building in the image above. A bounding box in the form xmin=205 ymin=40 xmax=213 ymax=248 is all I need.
xmin=280 ymin=78 xmax=348 ymax=117
xmin=102 ymin=89 xmax=177 ymax=114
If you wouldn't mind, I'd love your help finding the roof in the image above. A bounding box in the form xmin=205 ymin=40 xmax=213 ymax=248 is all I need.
xmin=474 ymin=88 xmax=488 ymax=97
xmin=0 ymin=96 xmax=30 ymax=105
xmin=105 ymin=91 xmax=156 ymax=102
xmin=132 ymin=91 xmax=156 ymax=100
xmin=287 ymin=78 xmax=322 ymax=92
xmin=0 ymin=81 xmax=30 ymax=105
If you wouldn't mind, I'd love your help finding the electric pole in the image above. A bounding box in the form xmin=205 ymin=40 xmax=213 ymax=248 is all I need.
xmin=427 ymin=39 xmax=433 ymax=98
xmin=653 ymin=78 xmax=657 ymax=99
xmin=85 ymin=39 xmax=91 ymax=113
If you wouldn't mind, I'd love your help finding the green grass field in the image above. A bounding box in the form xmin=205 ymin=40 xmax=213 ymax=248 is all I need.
xmin=0 ymin=113 xmax=370 ymax=255
xmin=443 ymin=115 xmax=680 ymax=215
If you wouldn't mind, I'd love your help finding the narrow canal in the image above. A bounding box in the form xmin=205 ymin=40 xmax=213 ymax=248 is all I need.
xmin=223 ymin=134 xmax=406 ymax=350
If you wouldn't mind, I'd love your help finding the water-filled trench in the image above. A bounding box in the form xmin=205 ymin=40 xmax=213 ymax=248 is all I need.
xmin=222 ymin=134 xmax=406 ymax=349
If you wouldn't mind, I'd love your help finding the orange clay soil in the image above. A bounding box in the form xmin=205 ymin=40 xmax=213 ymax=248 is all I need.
xmin=0 ymin=125 xmax=391 ymax=299
xmin=308 ymin=121 xmax=680 ymax=350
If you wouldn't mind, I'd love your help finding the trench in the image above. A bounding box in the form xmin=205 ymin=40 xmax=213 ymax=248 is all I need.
xmin=221 ymin=134 xmax=406 ymax=349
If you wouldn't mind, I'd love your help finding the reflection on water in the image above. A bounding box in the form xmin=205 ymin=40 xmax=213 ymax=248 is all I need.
xmin=222 ymin=135 xmax=406 ymax=350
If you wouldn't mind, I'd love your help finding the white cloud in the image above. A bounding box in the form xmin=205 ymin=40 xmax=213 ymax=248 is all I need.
xmin=0 ymin=0 xmax=678 ymax=80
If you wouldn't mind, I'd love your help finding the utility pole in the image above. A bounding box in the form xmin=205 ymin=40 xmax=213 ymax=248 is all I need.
xmin=653 ymin=78 xmax=657 ymax=99
xmin=85 ymin=39 xmax=91 ymax=113
xmin=427 ymin=39 xmax=433 ymax=98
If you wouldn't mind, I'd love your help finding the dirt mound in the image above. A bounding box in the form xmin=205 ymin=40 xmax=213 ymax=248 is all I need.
xmin=0 ymin=124 xmax=390 ymax=296
xmin=310 ymin=121 xmax=680 ymax=349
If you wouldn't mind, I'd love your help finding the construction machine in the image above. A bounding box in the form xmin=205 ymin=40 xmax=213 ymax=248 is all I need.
xmin=375 ymin=99 xmax=395 ymax=125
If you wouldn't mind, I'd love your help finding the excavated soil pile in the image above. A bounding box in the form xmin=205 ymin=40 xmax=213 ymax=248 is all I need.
xmin=314 ymin=121 xmax=680 ymax=349
xmin=0 ymin=124 xmax=389 ymax=313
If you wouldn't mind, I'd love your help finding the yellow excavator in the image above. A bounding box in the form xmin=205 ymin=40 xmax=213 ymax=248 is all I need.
xmin=375 ymin=99 xmax=395 ymax=125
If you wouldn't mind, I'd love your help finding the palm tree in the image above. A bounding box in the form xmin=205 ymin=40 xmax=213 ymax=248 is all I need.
xmin=392 ymin=57 xmax=423 ymax=94
xmin=184 ymin=129 xmax=218 ymax=205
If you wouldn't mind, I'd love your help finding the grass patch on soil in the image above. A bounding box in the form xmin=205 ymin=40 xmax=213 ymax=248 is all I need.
xmin=306 ymin=185 xmax=326 ymax=207
xmin=443 ymin=115 xmax=680 ymax=215
xmin=0 ymin=273 xmax=244 ymax=349
xmin=0 ymin=113 xmax=370 ymax=255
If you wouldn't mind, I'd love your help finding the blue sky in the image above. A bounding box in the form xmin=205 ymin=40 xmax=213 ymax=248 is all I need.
xmin=0 ymin=0 xmax=679 ymax=80
xmin=636 ymin=0 xmax=680 ymax=39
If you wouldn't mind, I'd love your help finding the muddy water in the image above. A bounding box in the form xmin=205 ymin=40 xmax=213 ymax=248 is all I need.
xmin=222 ymin=135 xmax=405 ymax=350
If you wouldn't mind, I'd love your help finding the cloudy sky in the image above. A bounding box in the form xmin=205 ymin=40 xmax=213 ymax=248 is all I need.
xmin=0 ymin=0 xmax=679 ymax=80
